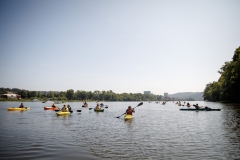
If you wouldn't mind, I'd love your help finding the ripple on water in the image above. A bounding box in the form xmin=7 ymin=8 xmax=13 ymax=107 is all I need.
xmin=0 ymin=102 xmax=240 ymax=159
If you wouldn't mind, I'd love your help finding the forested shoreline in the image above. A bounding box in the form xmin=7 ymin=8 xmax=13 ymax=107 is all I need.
xmin=203 ymin=46 xmax=240 ymax=103
xmin=0 ymin=88 xmax=163 ymax=102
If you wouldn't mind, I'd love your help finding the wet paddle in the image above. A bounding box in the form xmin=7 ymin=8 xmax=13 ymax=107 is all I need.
xmin=115 ymin=102 xmax=143 ymax=118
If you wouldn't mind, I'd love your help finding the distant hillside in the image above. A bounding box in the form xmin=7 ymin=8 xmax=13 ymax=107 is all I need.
xmin=169 ymin=92 xmax=203 ymax=101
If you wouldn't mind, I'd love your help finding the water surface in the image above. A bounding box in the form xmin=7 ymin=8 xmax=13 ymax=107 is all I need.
xmin=0 ymin=101 xmax=240 ymax=159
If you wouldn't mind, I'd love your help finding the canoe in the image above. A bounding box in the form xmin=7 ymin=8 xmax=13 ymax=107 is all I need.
xmin=44 ymin=106 xmax=59 ymax=110
xmin=180 ymin=108 xmax=221 ymax=111
xmin=7 ymin=107 xmax=30 ymax=111
xmin=94 ymin=108 xmax=104 ymax=112
xmin=56 ymin=111 xmax=71 ymax=116
xmin=124 ymin=114 xmax=133 ymax=120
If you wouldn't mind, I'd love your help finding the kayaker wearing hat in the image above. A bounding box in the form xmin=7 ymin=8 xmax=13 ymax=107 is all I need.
xmin=125 ymin=106 xmax=135 ymax=115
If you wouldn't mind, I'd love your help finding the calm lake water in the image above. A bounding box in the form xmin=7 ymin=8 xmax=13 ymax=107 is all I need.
xmin=0 ymin=101 xmax=240 ymax=160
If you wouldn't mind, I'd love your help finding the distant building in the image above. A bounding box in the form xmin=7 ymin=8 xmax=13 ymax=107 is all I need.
xmin=144 ymin=91 xmax=151 ymax=95
xmin=1 ymin=93 xmax=21 ymax=99
xmin=164 ymin=93 xmax=168 ymax=101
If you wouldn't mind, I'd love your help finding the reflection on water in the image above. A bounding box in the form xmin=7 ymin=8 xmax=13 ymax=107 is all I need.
xmin=0 ymin=101 xmax=240 ymax=159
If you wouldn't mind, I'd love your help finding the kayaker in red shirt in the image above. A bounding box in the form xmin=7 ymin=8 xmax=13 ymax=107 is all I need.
xmin=125 ymin=106 xmax=135 ymax=115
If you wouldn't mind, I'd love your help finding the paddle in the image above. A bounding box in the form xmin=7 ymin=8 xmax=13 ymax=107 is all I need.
xmin=115 ymin=102 xmax=143 ymax=118
xmin=77 ymin=110 xmax=81 ymax=112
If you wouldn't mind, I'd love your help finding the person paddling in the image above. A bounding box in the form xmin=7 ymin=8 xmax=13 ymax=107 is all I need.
xmin=61 ymin=105 xmax=68 ymax=112
xmin=195 ymin=104 xmax=200 ymax=110
xmin=95 ymin=103 xmax=101 ymax=110
xmin=67 ymin=105 xmax=71 ymax=111
xmin=186 ymin=103 xmax=191 ymax=108
xmin=19 ymin=103 xmax=24 ymax=108
xmin=125 ymin=106 xmax=135 ymax=115
xmin=52 ymin=103 xmax=57 ymax=108
xmin=84 ymin=101 xmax=88 ymax=107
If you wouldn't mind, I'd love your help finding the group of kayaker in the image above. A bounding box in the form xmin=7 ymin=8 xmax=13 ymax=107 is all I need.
xmin=186 ymin=103 xmax=202 ymax=109
xmin=61 ymin=104 xmax=71 ymax=112
xmin=18 ymin=102 xmax=134 ymax=116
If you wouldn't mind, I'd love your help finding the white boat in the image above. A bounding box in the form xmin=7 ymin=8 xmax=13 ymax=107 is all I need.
xmin=32 ymin=99 xmax=39 ymax=102
xmin=42 ymin=100 xmax=54 ymax=103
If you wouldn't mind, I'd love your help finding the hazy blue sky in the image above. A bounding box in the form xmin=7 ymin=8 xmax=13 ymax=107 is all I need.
xmin=1 ymin=0 xmax=240 ymax=95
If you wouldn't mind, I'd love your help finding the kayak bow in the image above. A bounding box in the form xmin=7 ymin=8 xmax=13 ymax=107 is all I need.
xmin=124 ymin=114 xmax=133 ymax=120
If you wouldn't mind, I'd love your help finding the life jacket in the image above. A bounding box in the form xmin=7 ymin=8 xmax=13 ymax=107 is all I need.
xmin=126 ymin=109 xmax=133 ymax=115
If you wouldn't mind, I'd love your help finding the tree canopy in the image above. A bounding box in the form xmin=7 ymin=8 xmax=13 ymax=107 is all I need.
xmin=203 ymin=46 xmax=240 ymax=102
xmin=0 ymin=87 xmax=163 ymax=101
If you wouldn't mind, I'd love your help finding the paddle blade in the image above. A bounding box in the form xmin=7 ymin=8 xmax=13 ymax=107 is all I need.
xmin=89 ymin=108 xmax=93 ymax=110
xmin=138 ymin=102 xmax=143 ymax=106
xmin=77 ymin=110 xmax=81 ymax=112
xmin=55 ymin=110 xmax=60 ymax=112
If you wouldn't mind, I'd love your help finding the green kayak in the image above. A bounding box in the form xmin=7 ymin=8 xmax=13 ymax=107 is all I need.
xmin=94 ymin=108 xmax=104 ymax=112
xmin=180 ymin=108 xmax=221 ymax=111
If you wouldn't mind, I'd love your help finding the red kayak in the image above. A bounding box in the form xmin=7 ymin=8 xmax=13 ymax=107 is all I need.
xmin=44 ymin=106 xmax=59 ymax=110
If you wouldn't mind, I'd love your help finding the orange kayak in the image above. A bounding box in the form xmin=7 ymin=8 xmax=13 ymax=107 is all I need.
xmin=44 ymin=106 xmax=59 ymax=110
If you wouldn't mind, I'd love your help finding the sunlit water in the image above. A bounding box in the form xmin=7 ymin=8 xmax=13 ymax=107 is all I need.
xmin=0 ymin=101 xmax=240 ymax=160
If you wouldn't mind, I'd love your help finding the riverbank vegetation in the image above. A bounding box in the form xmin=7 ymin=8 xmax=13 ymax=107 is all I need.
xmin=203 ymin=46 xmax=240 ymax=103
xmin=0 ymin=88 xmax=163 ymax=102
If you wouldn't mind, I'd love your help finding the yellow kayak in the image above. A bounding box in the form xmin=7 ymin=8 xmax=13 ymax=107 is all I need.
xmin=7 ymin=107 xmax=30 ymax=111
xmin=56 ymin=111 xmax=70 ymax=116
xmin=124 ymin=114 xmax=134 ymax=120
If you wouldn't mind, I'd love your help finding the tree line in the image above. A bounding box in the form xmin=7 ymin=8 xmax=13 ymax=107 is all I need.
xmin=203 ymin=46 xmax=240 ymax=103
xmin=0 ymin=88 xmax=163 ymax=101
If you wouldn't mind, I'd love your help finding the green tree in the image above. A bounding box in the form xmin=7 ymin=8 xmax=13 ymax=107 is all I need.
xmin=18 ymin=90 xmax=28 ymax=99
xmin=47 ymin=91 xmax=55 ymax=98
xmin=203 ymin=46 xmax=240 ymax=102
xmin=66 ymin=89 xmax=74 ymax=100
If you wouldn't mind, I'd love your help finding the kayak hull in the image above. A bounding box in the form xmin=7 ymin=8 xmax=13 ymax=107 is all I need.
xmin=7 ymin=107 xmax=30 ymax=111
xmin=124 ymin=114 xmax=133 ymax=120
xmin=56 ymin=111 xmax=71 ymax=116
xmin=44 ymin=107 xmax=59 ymax=110
xmin=180 ymin=108 xmax=221 ymax=111
xmin=94 ymin=108 xmax=104 ymax=112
